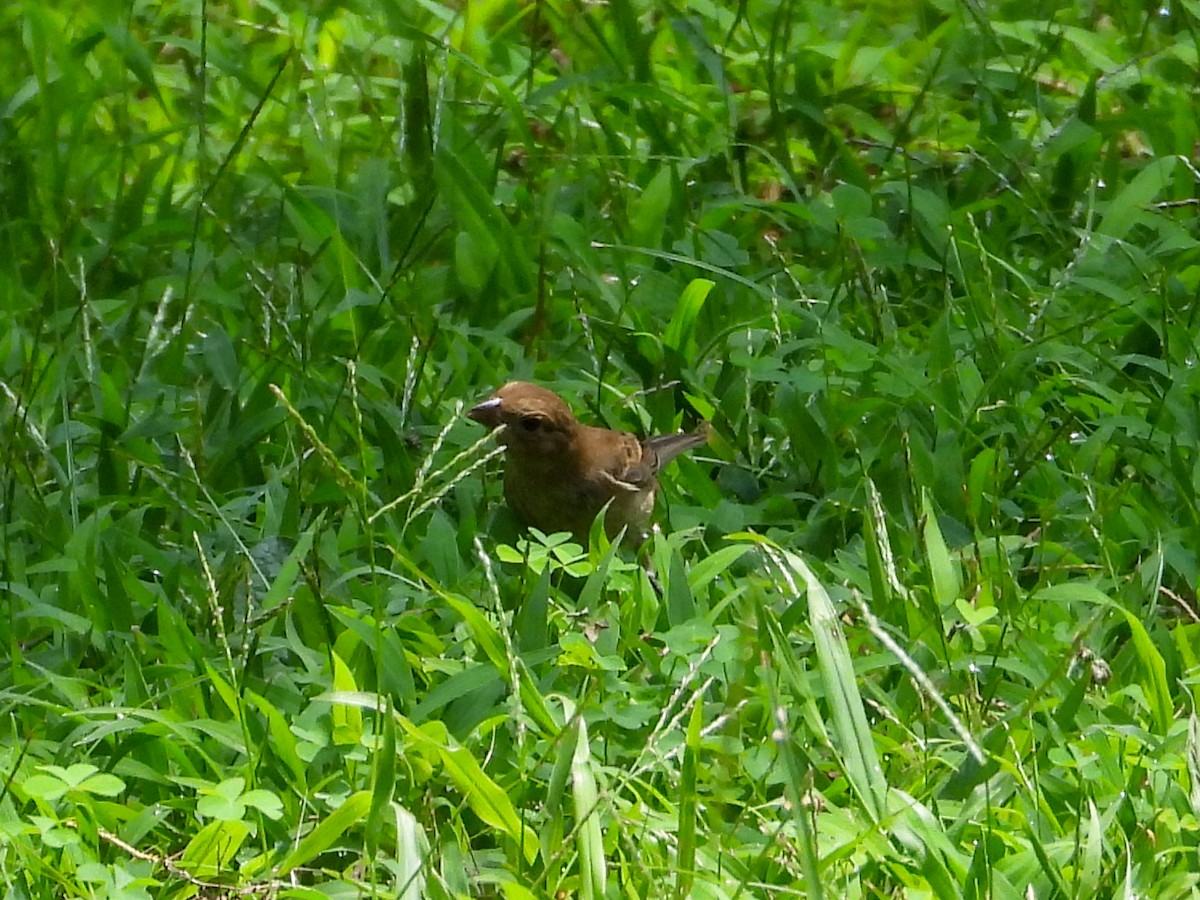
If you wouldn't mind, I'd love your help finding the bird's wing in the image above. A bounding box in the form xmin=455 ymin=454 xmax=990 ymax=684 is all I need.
xmin=571 ymin=426 xmax=651 ymax=490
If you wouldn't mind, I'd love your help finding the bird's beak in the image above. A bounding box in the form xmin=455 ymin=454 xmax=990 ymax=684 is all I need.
xmin=467 ymin=396 xmax=503 ymax=428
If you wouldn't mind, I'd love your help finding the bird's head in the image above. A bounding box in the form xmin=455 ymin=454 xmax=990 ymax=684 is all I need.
xmin=468 ymin=381 xmax=579 ymax=460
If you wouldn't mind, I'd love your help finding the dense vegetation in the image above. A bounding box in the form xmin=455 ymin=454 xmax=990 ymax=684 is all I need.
xmin=2 ymin=0 xmax=1199 ymax=896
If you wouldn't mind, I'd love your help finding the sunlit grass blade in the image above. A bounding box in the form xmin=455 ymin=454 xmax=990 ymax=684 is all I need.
xmin=758 ymin=538 xmax=888 ymax=822
xmin=571 ymin=716 xmax=606 ymax=900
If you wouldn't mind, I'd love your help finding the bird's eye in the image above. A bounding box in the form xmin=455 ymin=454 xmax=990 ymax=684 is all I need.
xmin=519 ymin=416 xmax=541 ymax=432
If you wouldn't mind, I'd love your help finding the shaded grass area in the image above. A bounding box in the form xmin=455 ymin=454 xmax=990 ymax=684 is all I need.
xmin=2 ymin=0 xmax=1199 ymax=896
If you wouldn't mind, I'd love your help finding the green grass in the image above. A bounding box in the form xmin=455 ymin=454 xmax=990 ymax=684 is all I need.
xmin=2 ymin=0 xmax=1200 ymax=896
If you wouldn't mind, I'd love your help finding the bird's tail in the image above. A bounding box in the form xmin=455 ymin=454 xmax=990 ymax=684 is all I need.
xmin=643 ymin=421 xmax=711 ymax=468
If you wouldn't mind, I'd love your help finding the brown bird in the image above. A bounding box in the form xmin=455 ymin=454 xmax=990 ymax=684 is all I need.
xmin=468 ymin=381 xmax=710 ymax=544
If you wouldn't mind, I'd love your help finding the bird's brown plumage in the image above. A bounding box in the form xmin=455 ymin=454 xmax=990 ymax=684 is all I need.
xmin=468 ymin=381 xmax=709 ymax=543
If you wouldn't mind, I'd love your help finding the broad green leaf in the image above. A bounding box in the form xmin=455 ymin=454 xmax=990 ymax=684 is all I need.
xmin=923 ymin=490 xmax=961 ymax=608
xmin=663 ymin=278 xmax=715 ymax=358
xmin=277 ymin=792 xmax=372 ymax=876
xmin=179 ymin=820 xmax=250 ymax=878
xmin=330 ymin=651 xmax=364 ymax=745
xmin=398 ymin=717 xmax=538 ymax=864
xmin=1097 ymin=156 xmax=1177 ymax=240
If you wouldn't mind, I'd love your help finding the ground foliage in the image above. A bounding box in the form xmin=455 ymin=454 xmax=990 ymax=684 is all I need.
xmin=2 ymin=0 xmax=1200 ymax=896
